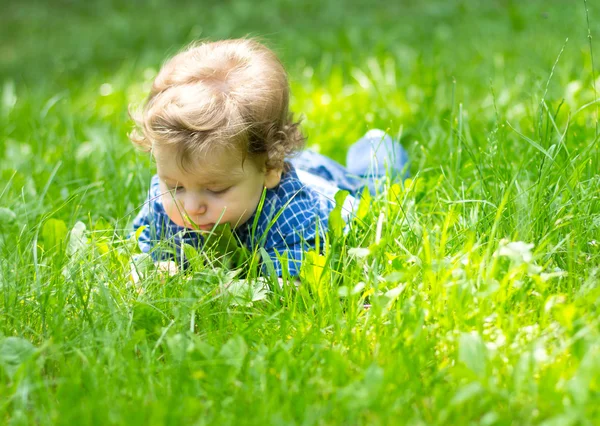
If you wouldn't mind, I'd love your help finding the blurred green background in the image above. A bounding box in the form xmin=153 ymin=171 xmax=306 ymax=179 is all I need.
xmin=1 ymin=0 xmax=591 ymax=85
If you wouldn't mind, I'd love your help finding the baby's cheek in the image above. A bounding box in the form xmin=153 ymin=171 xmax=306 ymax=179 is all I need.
xmin=229 ymin=192 xmax=261 ymax=227
xmin=162 ymin=195 xmax=186 ymax=227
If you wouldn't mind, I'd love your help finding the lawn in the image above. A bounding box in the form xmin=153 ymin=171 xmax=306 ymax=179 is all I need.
xmin=1 ymin=0 xmax=600 ymax=424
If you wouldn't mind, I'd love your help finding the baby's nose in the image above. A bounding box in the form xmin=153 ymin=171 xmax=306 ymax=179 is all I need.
xmin=184 ymin=193 xmax=207 ymax=215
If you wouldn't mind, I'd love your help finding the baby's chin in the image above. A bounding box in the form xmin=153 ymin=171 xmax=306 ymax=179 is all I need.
xmin=168 ymin=211 xmax=254 ymax=232
xmin=166 ymin=216 xmax=214 ymax=231
xmin=181 ymin=221 xmax=220 ymax=232
xmin=180 ymin=219 xmax=247 ymax=232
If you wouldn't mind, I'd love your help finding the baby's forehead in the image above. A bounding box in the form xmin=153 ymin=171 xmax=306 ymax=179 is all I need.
xmin=159 ymin=163 xmax=245 ymax=185
xmin=154 ymin=145 xmax=254 ymax=179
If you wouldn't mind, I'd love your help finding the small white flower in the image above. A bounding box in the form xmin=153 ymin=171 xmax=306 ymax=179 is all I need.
xmin=99 ymin=83 xmax=113 ymax=96
xmin=495 ymin=241 xmax=534 ymax=264
xmin=352 ymin=282 xmax=366 ymax=295
xmin=540 ymin=270 xmax=568 ymax=282
xmin=67 ymin=221 xmax=88 ymax=257
xmin=533 ymin=346 xmax=549 ymax=363
xmin=564 ymin=80 xmax=582 ymax=104
xmin=348 ymin=247 xmax=371 ymax=258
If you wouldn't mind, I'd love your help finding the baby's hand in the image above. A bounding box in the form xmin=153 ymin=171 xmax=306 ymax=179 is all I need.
xmin=156 ymin=261 xmax=178 ymax=276
xmin=277 ymin=277 xmax=301 ymax=288
xmin=130 ymin=258 xmax=178 ymax=285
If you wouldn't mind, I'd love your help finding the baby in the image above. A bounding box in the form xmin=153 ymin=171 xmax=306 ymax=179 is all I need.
xmin=130 ymin=38 xmax=408 ymax=277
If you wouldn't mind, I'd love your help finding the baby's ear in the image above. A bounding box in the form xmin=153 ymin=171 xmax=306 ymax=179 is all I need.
xmin=264 ymin=167 xmax=283 ymax=189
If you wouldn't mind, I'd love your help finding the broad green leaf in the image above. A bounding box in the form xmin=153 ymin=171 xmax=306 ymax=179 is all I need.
xmin=193 ymin=338 xmax=216 ymax=360
xmin=96 ymin=241 xmax=110 ymax=255
xmin=513 ymin=352 xmax=534 ymax=395
xmin=554 ymin=303 xmax=577 ymax=329
xmin=0 ymin=207 xmax=16 ymax=224
xmin=223 ymin=277 xmax=269 ymax=306
xmin=204 ymin=223 xmax=236 ymax=253
xmin=0 ymin=336 xmax=36 ymax=379
xmin=218 ymin=335 xmax=248 ymax=373
xmin=300 ymin=250 xmax=327 ymax=298
xmin=165 ymin=333 xmax=189 ymax=362
xmin=204 ymin=223 xmax=250 ymax=267
xmin=183 ymin=243 xmax=204 ymax=271
xmin=538 ymin=414 xmax=578 ymax=426
xmin=131 ymin=253 xmax=154 ymax=276
xmin=132 ymin=302 xmax=164 ymax=338
xmin=42 ymin=218 xmax=68 ymax=250
xmin=355 ymin=186 xmax=371 ymax=221
xmin=328 ymin=189 xmax=349 ymax=238
xmin=451 ymin=382 xmax=484 ymax=406
xmin=387 ymin=182 xmax=403 ymax=204
xmin=259 ymin=247 xmax=277 ymax=278
xmin=458 ymin=332 xmax=487 ymax=378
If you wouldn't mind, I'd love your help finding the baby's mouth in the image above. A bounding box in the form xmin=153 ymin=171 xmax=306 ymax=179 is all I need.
xmin=182 ymin=219 xmax=215 ymax=231
xmin=196 ymin=223 xmax=216 ymax=231
xmin=183 ymin=214 xmax=217 ymax=231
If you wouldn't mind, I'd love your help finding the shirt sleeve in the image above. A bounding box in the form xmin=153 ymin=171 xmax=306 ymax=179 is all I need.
xmin=132 ymin=175 xmax=162 ymax=255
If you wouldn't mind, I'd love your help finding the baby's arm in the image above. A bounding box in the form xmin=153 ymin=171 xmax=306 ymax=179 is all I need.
xmin=132 ymin=175 xmax=166 ymax=255
xmin=130 ymin=179 xmax=176 ymax=283
xmin=132 ymin=194 xmax=154 ymax=255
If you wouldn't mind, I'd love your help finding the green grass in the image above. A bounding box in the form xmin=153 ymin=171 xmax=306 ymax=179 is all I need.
xmin=1 ymin=0 xmax=600 ymax=424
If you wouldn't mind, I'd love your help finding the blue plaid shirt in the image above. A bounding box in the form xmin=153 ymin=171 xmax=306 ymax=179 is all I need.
xmin=132 ymin=165 xmax=355 ymax=277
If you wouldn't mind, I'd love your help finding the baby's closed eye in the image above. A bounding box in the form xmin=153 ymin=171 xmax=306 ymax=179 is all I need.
xmin=207 ymin=186 xmax=232 ymax=195
xmin=168 ymin=185 xmax=185 ymax=192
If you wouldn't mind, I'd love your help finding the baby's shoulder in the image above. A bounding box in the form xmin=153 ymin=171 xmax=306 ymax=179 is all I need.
xmin=269 ymin=167 xmax=322 ymax=214
xmin=268 ymin=166 xmax=356 ymax=229
xmin=282 ymin=165 xmax=356 ymax=216
xmin=273 ymin=166 xmax=331 ymax=208
xmin=249 ymin=167 xmax=325 ymax=242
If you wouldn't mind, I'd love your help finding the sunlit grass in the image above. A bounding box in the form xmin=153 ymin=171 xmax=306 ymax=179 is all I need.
xmin=1 ymin=0 xmax=600 ymax=424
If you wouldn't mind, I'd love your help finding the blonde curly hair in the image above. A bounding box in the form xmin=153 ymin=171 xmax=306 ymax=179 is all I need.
xmin=129 ymin=38 xmax=304 ymax=171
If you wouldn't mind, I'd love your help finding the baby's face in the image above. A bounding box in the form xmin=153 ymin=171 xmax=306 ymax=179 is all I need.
xmin=153 ymin=146 xmax=281 ymax=231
